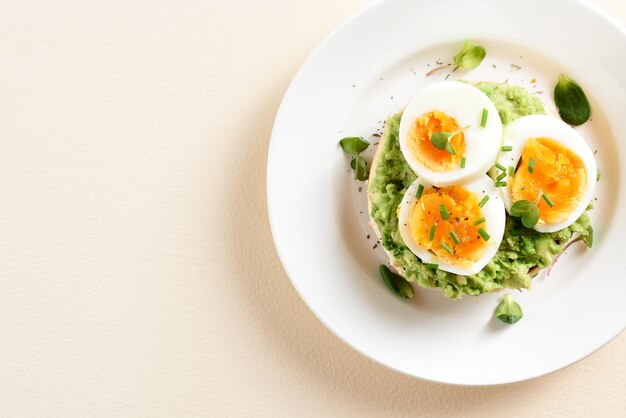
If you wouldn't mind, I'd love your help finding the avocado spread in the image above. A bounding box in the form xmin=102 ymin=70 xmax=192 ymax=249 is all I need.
xmin=368 ymin=82 xmax=593 ymax=298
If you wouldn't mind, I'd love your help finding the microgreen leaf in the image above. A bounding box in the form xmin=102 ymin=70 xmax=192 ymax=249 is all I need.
xmin=453 ymin=39 xmax=474 ymax=63
xmin=510 ymin=200 xmax=534 ymax=216
xmin=522 ymin=205 xmax=540 ymax=228
xmin=379 ymin=265 xmax=414 ymax=300
xmin=430 ymin=125 xmax=469 ymax=155
xmin=510 ymin=199 xmax=540 ymax=228
xmin=430 ymin=132 xmax=450 ymax=150
xmin=453 ymin=39 xmax=486 ymax=70
xmin=350 ymin=156 xmax=369 ymax=181
xmin=554 ymin=74 xmax=591 ymax=126
xmin=495 ymin=294 xmax=523 ymax=324
xmin=339 ymin=136 xmax=369 ymax=156
xmin=444 ymin=141 xmax=456 ymax=155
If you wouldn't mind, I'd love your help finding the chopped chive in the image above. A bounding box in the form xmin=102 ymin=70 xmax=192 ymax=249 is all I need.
xmin=479 ymin=195 xmax=489 ymax=208
xmin=426 ymin=263 xmax=439 ymax=270
xmin=495 ymin=162 xmax=506 ymax=172
xmin=481 ymin=108 xmax=488 ymax=128
xmin=429 ymin=225 xmax=436 ymax=241
xmin=542 ymin=193 xmax=555 ymax=207
xmin=501 ymin=145 xmax=513 ymax=152
xmin=440 ymin=241 xmax=454 ymax=254
xmin=460 ymin=157 xmax=466 ymax=168
xmin=478 ymin=228 xmax=490 ymax=241
xmin=508 ymin=166 xmax=515 ymax=177
xmin=528 ymin=157 xmax=536 ymax=173
xmin=496 ymin=172 xmax=507 ymax=181
xmin=495 ymin=181 xmax=507 ymax=187
xmin=438 ymin=204 xmax=450 ymax=220
xmin=472 ymin=217 xmax=486 ymax=226
xmin=416 ymin=184 xmax=424 ymax=199
xmin=450 ymin=231 xmax=460 ymax=244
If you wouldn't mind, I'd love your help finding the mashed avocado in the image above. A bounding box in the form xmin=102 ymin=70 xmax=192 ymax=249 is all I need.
xmin=368 ymin=82 xmax=592 ymax=299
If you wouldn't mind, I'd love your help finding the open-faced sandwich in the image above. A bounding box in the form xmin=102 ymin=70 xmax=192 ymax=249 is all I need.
xmin=366 ymin=80 xmax=595 ymax=300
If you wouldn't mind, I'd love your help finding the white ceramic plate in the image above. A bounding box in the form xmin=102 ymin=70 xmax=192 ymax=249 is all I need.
xmin=267 ymin=0 xmax=626 ymax=385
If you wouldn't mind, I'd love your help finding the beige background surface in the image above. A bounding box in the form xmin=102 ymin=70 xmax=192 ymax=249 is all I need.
xmin=0 ymin=0 xmax=624 ymax=416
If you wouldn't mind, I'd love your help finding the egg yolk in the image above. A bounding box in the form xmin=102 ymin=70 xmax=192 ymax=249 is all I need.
xmin=408 ymin=186 xmax=488 ymax=267
xmin=510 ymin=138 xmax=587 ymax=225
xmin=408 ymin=111 xmax=466 ymax=171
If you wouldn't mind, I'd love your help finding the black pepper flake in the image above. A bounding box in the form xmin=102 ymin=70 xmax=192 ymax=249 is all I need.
xmin=455 ymin=217 xmax=460 ymax=222
xmin=436 ymin=59 xmax=443 ymax=65
xmin=352 ymin=84 xmax=355 ymax=87
xmin=492 ymin=64 xmax=497 ymax=69
xmin=358 ymin=187 xmax=362 ymax=192
xmin=594 ymin=150 xmax=598 ymax=155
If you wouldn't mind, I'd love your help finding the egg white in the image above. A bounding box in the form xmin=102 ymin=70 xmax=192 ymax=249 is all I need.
xmin=497 ymin=115 xmax=597 ymax=233
xmin=397 ymin=175 xmax=506 ymax=276
xmin=399 ymin=81 xmax=503 ymax=187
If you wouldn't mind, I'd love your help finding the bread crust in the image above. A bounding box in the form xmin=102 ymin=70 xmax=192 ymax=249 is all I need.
xmin=366 ymin=118 xmax=407 ymax=276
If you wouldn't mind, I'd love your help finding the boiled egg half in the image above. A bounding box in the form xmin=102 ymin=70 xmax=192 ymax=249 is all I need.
xmin=399 ymin=81 xmax=503 ymax=186
xmin=398 ymin=175 xmax=506 ymax=276
xmin=496 ymin=115 xmax=597 ymax=233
